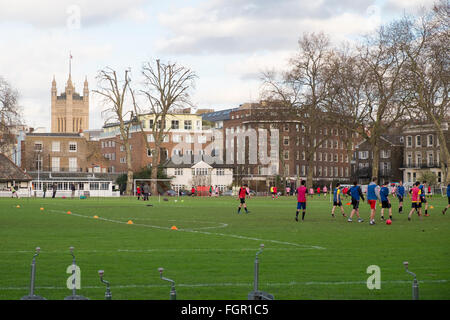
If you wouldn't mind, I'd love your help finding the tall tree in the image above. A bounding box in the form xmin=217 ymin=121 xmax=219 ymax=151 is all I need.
xmin=399 ymin=3 xmax=450 ymax=184
xmin=327 ymin=20 xmax=410 ymax=181
xmin=93 ymin=68 xmax=135 ymax=195
xmin=0 ymin=76 xmax=22 ymax=156
xmin=261 ymin=32 xmax=336 ymax=189
xmin=133 ymin=59 xmax=197 ymax=195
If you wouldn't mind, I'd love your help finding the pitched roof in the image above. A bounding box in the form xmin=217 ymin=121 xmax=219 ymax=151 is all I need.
xmin=0 ymin=153 xmax=32 ymax=182
xmin=162 ymin=155 xmax=234 ymax=168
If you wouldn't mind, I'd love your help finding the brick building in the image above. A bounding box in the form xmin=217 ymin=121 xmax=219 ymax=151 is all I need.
xmin=400 ymin=122 xmax=450 ymax=186
xmin=99 ymin=112 xmax=214 ymax=173
xmin=352 ymin=134 xmax=404 ymax=185
xmin=203 ymin=101 xmax=360 ymax=190
xmin=21 ymin=132 xmax=109 ymax=173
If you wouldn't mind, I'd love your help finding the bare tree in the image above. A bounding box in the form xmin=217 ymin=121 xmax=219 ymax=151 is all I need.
xmin=93 ymin=68 xmax=135 ymax=195
xmin=133 ymin=59 xmax=197 ymax=194
xmin=261 ymin=32 xmax=336 ymax=189
xmin=327 ymin=20 xmax=411 ymax=181
xmin=399 ymin=5 xmax=450 ymax=184
xmin=0 ymin=76 xmax=22 ymax=156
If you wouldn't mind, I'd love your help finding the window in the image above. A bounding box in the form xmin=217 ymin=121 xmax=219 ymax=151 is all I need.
xmin=416 ymin=135 xmax=421 ymax=147
xmin=149 ymin=119 xmax=154 ymax=128
xmin=296 ymin=151 xmax=300 ymax=161
xmin=427 ymin=134 xmax=433 ymax=147
xmin=416 ymin=152 xmax=422 ymax=166
xmin=52 ymin=141 xmax=60 ymax=152
xmin=335 ymin=167 xmax=338 ymax=177
xmin=69 ymin=158 xmax=77 ymax=172
xmin=173 ymin=135 xmax=181 ymax=143
xmin=147 ymin=149 xmax=154 ymax=157
xmin=198 ymin=135 xmax=207 ymax=144
xmin=284 ymin=150 xmax=289 ymax=160
xmin=34 ymin=142 xmax=43 ymax=151
xmin=171 ymin=120 xmax=179 ymax=130
xmin=184 ymin=120 xmax=192 ymax=130
xmin=283 ymin=136 xmax=289 ymax=146
xmin=172 ymin=149 xmax=181 ymax=156
xmin=381 ymin=150 xmax=391 ymax=158
xmin=359 ymin=151 xmax=369 ymax=160
xmin=69 ymin=142 xmax=77 ymax=152
xmin=345 ymin=167 xmax=349 ymax=177
xmin=163 ymin=135 xmax=169 ymax=143
xmin=318 ymin=152 xmax=322 ymax=161
xmin=51 ymin=157 xmax=60 ymax=172
xmin=216 ymin=168 xmax=225 ymax=176
xmin=427 ymin=152 xmax=434 ymax=166
xmin=284 ymin=124 xmax=289 ymax=132
xmin=100 ymin=182 xmax=109 ymax=190
xmin=174 ymin=168 xmax=183 ymax=176
xmin=196 ymin=120 xmax=201 ymax=130
xmin=302 ymin=151 xmax=305 ymax=161
xmin=147 ymin=134 xmax=155 ymax=142
xmin=193 ymin=168 xmax=208 ymax=176
xmin=90 ymin=183 xmax=99 ymax=190
xmin=406 ymin=136 xmax=412 ymax=147
xmin=185 ymin=135 xmax=193 ymax=143
xmin=120 ymin=157 xmax=126 ymax=163
xmin=334 ymin=154 xmax=338 ymax=162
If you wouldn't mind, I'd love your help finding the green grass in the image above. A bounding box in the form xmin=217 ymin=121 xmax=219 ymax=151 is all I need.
xmin=0 ymin=194 xmax=449 ymax=300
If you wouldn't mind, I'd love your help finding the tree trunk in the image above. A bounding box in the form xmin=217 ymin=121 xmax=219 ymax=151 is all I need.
xmin=371 ymin=139 xmax=380 ymax=182
xmin=151 ymin=147 xmax=160 ymax=195
xmin=306 ymin=159 xmax=314 ymax=189
xmin=431 ymin=118 xmax=450 ymax=185
xmin=125 ymin=141 xmax=134 ymax=196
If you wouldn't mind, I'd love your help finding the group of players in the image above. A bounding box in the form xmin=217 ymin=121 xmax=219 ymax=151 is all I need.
xmin=236 ymin=179 xmax=450 ymax=225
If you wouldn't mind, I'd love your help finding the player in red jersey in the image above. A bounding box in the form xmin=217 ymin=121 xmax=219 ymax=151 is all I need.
xmin=295 ymin=180 xmax=307 ymax=221
xmin=237 ymin=183 xmax=250 ymax=214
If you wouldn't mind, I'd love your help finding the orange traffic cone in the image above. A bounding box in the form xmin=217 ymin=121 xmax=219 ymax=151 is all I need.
xmin=67 ymin=211 xmax=72 ymax=215
xmin=127 ymin=220 xmax=133 ymax=225
xmin=171 ymin=226 xmax=178 ymax=230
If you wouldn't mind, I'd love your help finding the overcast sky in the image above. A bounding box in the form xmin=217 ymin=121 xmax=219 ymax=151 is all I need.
xmin=0 ymin=0 xmax=434 ymax=131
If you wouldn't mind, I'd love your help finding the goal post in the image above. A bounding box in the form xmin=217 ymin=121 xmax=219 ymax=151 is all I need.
xmin=133 ymin=179 xmax=172 ymax=196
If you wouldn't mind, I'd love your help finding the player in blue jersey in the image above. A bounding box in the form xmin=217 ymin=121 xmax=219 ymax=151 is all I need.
xmin=380 ymin=182 xmax=393 ymax=221
xmin=347 ymin=181 xmax=364 ymax=223
xmin=396 ymin=181 xmax=405 ymax=213
xmin=331 ymin=183 xmax=346 ymax=218
xmin=442 ymin=183 xmax=450 ymax=215
xmin=419 ymin=181 xmax=430 ymax=216
xmin=367 ymin=177 xmax=381 ymax=225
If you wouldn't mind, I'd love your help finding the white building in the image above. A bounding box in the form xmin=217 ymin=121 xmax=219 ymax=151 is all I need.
xmin=163 ymin=158 xmax=233 ymax=193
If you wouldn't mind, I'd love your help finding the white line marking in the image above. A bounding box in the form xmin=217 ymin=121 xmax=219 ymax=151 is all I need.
xmin=0 ymin=280 xmax=447 ymax=291
xmin=48 ymin=210 xmax=325 ymax=250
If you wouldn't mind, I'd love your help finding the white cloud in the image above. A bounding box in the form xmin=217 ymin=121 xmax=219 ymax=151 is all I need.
xmin=0 ymin=0 xmax=148 ymax=28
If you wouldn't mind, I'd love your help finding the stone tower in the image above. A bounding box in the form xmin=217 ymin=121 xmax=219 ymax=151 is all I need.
xmin=51 ymin=74 xmax=89 ymax=133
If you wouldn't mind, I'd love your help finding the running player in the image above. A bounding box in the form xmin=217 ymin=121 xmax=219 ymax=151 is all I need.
xmin=367 ymin=177 xmax=381 ymax=225
xmin=348 ymin=181 xmax=364 ymax=223
xmin=408 ymin=181 xmax=422 ymax=221
xmin=396 ymin=181 xmax=405 ymax=213
xmin=419 ymin=181 xmax=430 ymax=216
xmin=295 ymin=180 xmax=307 ymax=222
xmin=331 ymin=183 xmax=346 ymax=218
xmin=442 ymin=183 xmax=450 ymax=215
xmin=237 ymin=183 xmax=250 ymax=214
xmin=380 ymin=182 xmax=393 ymax=221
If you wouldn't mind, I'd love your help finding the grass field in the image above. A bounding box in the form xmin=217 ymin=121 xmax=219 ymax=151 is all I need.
xmin=0 ymin=194 xmax=449 ymax=300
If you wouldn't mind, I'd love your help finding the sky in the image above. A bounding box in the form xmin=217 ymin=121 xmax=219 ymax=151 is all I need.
xmin=0 ymin=0 xmax=434 ymax=131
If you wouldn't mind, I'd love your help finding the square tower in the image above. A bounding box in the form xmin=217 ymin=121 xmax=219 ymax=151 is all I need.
xmin=51 ymin=74 xmax=89 ymax=133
